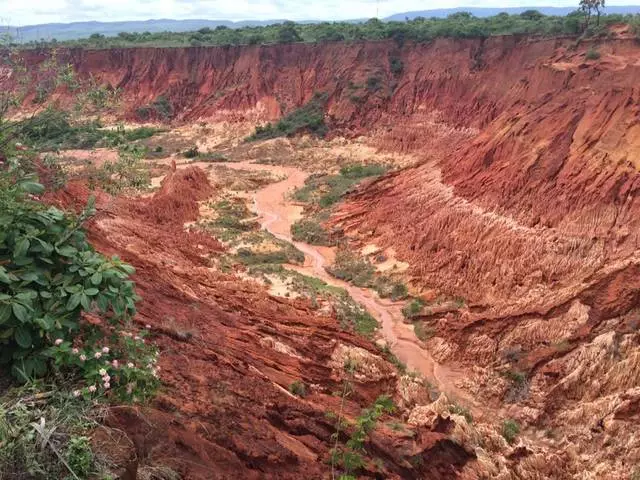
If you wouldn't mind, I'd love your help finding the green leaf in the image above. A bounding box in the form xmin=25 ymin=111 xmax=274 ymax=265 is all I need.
xmin=0 ymin=304 xmax=11 ymax=325
xmin=80 ymin=293 xmax=91 ymax=311
xmin=12 ymin=303 xmax=29 ymax=323
xmin=90 ymin=272 xmax=103 ymax=285
xmin=56 ymin=245 xmax=77 ymax=257
xmin=66 ymin=293 xmax=81 ymax=311
xmin=84 ymin=288 xmax=99 ymax=296
xmin=40 ymin=291 xmax=52 ymax=299
xmin=19 ymin=181 xmax=45 ymax=195
xmin=121 ymin=264 xmax=136 ymax=275
xmin=0 ymin=267 xmax=11 ymax=284
xmin=14 ymin=237 xmax=30 ymax=258
xmin=96 ymin=295 xmax=109 ymax=312
xmin=14 ymin=327 xmax=32 ymax=349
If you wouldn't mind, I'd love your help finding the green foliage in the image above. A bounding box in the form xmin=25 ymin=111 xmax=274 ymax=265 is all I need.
xmin=389 ymin=56 xmax=404 ymax=75
xmin=326 ymin=248 xmax=375 ymax=287
xmin=65 ymin=436 xmax=94 ymax=477
xmin=86 ymin=144 xmax=150 ymax=194
xmin=13 ymin=110 xmax=160 ymax=151
xmin=0 ymin=383 xmax=107 ymax=478
xmin=502 ymin=419 xmax=520 ymax=444
xmin=330 ymin=395 xmax=395 ymax=478
xmin=0 ymin=169 xmax=158 ymax=401
xmin=339 ymin=163 xmax=387 ymax=179
xmin=291 ymin=218 xmax=333 ymax=245
xmin=183 ymin=146 xmax=199 ymax=158
xmin=402 ymin=299 xmax=424 ymax=319
xmin=288 ymin=380 xmax=307 ymax=397
xmin=135 ymin=95 xmax=174 ymax=121
xmin=247 ymin=92 xmax=328 ymax=141
xmin=449 ymin=403 xmax=473 ymax=424
xmin=25 ymin=12 xmax=640 ymax=51
xmin=585 ymin=47 xmax=601 ymax=60
xmin=236 ymin=244 xmax=304 ymax=266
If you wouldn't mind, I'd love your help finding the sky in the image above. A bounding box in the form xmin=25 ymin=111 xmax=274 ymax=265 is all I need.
xmin=1 ymin=0 xmax=635 ymax=26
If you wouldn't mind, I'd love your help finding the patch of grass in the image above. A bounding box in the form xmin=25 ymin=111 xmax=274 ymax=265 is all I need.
xmin=449 ymin=403 xmax=473 ymax=424
xmin=402 ymin=299 xmax=424 ymax=319
xmin=291 ymin=218 xmax=333 ymax=246
xmin=200 ymin=199 xmax=258 ymax=242
xmin=288 ymin=380 xmax=307 ymax=397
xmin=325 ymin=248 xmax=375 ymax=287
xmin=0 ymin=381 xmax=112 ymax=479
xmin=501 ymin=419 xmax=520 ymax=444
xmin=247 ymin=92 xmax=328 ymax=141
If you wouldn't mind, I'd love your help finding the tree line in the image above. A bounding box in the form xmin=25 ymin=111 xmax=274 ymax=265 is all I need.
xmin=13 ymin=10 xmax=640 ymax=49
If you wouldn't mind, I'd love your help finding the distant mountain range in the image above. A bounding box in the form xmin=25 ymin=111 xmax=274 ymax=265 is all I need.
xmin=4 ymin=6 xmax=640 ymax=43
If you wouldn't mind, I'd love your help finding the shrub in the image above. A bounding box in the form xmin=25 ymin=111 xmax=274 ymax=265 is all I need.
xmin=288 ymin=380 xmax=307 ymax=397
xmin=414 ymin=322 xmax=435 ymax=341
xmin=291 ymin=219 xmax=332 ymax=246
xmin=585 ymin=48 xmax=601 ymax=60
xmin=183 ymin=146 xmax=200 ymax=158
xmin=389 ymin=57 xmax=404 ymax=75
xmin=339 ymin=163 xmax=387 ymax=179
xmin=402 ymin=299 xmax=424 ymax=319
xmin=0 ymin=169 xmax=158 ymax=399
xmin=247 ymin=92 xmax=328 ymax=141
xmin=501 ymin=419 xmax=520 ymax=444
xmin=449 ymin=403 xmax=473 ymax=424
xmin=326 ymin=249 xmax=375 ymax=287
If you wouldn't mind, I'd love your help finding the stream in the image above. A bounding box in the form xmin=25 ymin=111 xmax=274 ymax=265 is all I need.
xmin=211 ymin=161 xmax=479 ymax=412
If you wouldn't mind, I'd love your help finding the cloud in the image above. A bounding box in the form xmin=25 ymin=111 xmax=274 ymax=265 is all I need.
xmin=1 ymin=0 xmax=629 ymax=26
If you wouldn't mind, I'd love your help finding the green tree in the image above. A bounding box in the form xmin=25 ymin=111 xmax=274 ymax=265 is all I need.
xmin=277 ymin=21 xmax=302 ymax=43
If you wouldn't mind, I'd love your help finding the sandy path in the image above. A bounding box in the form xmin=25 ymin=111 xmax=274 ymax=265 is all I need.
xmin=217 ymin=161 xmax=479 ymax=412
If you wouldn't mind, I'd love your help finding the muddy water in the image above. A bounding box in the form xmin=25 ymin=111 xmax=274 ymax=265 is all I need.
xmin=217 ymin=161 xmax=477 ymax=410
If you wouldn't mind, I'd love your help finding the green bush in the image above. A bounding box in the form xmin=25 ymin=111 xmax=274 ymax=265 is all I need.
xmin=402 ymin=299 xmax=424 ymax=319
xmin=0 ymin=170 xmax=158 ymax=399
xmin=585 ymin=47 xmax=601 ymax=60
xmin=288 ymin=380 xmax=307 ymax=397
xmin=247 ymin=92 xmax=328 ymax=141
xmin=501 ymin=419 xmax=520 ymax=444
xmin=291 ymin=219 xmax=332 ymax=246
xmin=183 ymin=146 xmax=200 ymax=158
xmin=326 ymin=249 xmax=375 ymax=287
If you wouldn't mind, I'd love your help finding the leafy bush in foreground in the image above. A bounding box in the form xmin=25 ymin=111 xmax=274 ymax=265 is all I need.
xmin=0 ymin=166 xmax=157 ymax=399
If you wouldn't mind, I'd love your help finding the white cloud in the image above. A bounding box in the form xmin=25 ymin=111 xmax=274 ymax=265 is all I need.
xmin=1 ymin=0 xmax=634 ymax=26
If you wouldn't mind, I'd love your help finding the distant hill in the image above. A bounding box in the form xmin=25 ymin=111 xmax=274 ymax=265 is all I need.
xmin=4 ymin=6 xmax=640 ymax=43
xmin=4 ymin=19 xmax=288 ymax=43
xmin=385 ymin=5 xmax=640 ymax=21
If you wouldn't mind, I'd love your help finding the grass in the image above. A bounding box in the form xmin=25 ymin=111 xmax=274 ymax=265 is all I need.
xmin=0 ymin=380 xmax=112 ymax=479
xmin=448 ymin=403 xmax=473 ymax=424
xmin=200 ymin=199 xmax=258 ymax=242
xmin=247 ymin=92 xmax=328 ymax=141
xmin=325 ymin=248 xmax=375 ymax=287
xmin=585 ymin=47 xmax=601 ymax=60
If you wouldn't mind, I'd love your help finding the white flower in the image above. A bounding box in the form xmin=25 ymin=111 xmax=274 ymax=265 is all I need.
xmin=54 ymin=339 xmax=63 ymax=346
xmin=102 ymin=347 xmax=110 ymax=354
xmin=88 ymin=385 xmax=96 ymax=393
xmin=71 ymin=348 xmax=79 ymax=354
xmin=127 ymin=362 xmax=134 ymax=368
xmin=99 ymin=368 xmax=107 ymax=376
xmin=79 ymin=355 xmax=87 ymax=361
xmin=103 ymin=382 xmax=110 ymax=389
xmin=112 ymin=360 xmax=119 ymax=368
xmin=134 ymin=336 xmax=141 ymax=341
xmin=145 ymin=324 xmax=151 ymax=329
xmin=72 ymin=390 xmax=81 ymax=397
xmin=152 ymin=371 xmax=159 ymax=378
xmin=102 ymin=375 xmax=111 ymax=383
xmin=94 ymin=352 xmax=102 ymax=359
